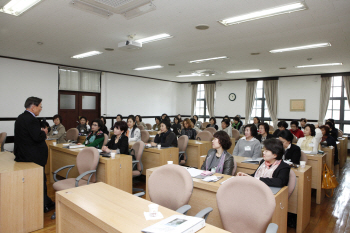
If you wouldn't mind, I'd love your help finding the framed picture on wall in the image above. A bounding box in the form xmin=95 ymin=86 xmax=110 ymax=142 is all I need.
xmin=290 ymin=99 xmax=305 ymax=112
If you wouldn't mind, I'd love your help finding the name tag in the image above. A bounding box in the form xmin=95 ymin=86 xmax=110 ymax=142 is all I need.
xmin=53 ymin=130 xmax=58 ymax=135
xmin=245 ymin=146 xmax=251 ymax=151
xmin=309 ymin=143 xmax=314 ymax=147
xmin=211 ymin=167 xmax=216 ymax=173
xmin=81 ymin=129 xmax=84 ymax=132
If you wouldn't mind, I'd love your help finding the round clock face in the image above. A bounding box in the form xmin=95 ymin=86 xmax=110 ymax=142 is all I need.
xmin=229 ymin=93 xmax=236 ymax=101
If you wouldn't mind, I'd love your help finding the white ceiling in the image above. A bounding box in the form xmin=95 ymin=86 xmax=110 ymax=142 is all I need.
xmin=0 ymin=0 xmax=349 ymax=82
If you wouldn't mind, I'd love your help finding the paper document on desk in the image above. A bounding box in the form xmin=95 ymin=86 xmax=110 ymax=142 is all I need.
xmin=184 ymin=168 xmax=202 ymax=177
xmin=302 ymin=150 xmax=316 ymax=154
xmin=242 ymin=158 xmax=263 ymax=164
xmin=201 ymin=175 xmax=223 ymax=182
xmin=142 ymin=215 xmax=205 ymax=233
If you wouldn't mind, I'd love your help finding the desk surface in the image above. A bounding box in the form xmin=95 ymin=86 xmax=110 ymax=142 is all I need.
xmin=0 ymin=151 xmax=42 ymax=172
xmin=56 ymin=182 xmax=228 ymax=233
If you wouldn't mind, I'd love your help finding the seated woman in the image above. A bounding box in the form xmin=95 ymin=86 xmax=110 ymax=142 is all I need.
xmin=111 ymin=114 xmax=123 ymax=130
xmin=237 ymin=138 xmax=290 ymax=187
xmin=102 ymin=121 xmax=129 ymax=154
xmin=273 ymin=121 xmax=288 ymax=137
xmin=177 ymin=114 xmax=182 ymax=122
xmin=171 ymin=117 xmax=182 ymax=135
xmin=290 ymin=120 xmax=304 ymax=139
xmin=99 ymin=116 xmax=109 ymax=135
xmin=231 ymin=116 xmax=242 ymax=131
xmin=325 ymin=121 xmax=338 ymax=141
xmin=47 ymin=114 xmax=66 ymax=144
xmin=297 ymin=124 xmax=321 ymax=153
xmin=253 ymin=116 xmax=260 ymax=128
xmin=193 ymin=115 xmax=202 ymax=129
xmin=135 ymin=115 xmax=147 ymax=129
xmin=201 ymin=131 xmax=234 ymax=175
xmin=220 ymin=119 xmax=232 ymax=137
xmin=320 ymin=125 xmax=339 ymax=165
xmin=84 ymin=119 xmax=105 ymax=149
xmin=191 ymin=118 xmax=202 ymax=132
xmin=153 ymin=117 xmax=161 ymax=131
xmin=300 ymin=118 xmax=307 ymax=131
xmin=206 ymin=117 xmax=218 ymax=130
xmin=233 ymin=124 xmax=261 ymax=159
xmin=278 ymin=130 xmax=301 ymax=164
xmin=40 ymin=120 xmax=51 ymax=134
xmin=126 ymin=116 xmax=141 ymax=142
xmin=152 ymin=120 xmax=178 ymax=147
xmin=256 ymin=122 xmax=273 ymax=145
xmin=181 ymin=118 xmax=197 ymax=139
xmin=76 ymin=116 xmax=90 ymax=135
xmin=161 ymin=113 xmax=168 ymax=120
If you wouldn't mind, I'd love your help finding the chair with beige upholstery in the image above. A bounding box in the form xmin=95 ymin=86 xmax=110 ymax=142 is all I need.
xmin=202 ymin=122 xmax=209 ymax=129
xmin=131 ymin=141 xmax=145 ymax=194
xmin=103 ymin=133 xmax=108 ymax=146
xmin=178 ymin=135 xmax=189 ymax=165
xmin=137 ymin=125 xmax=144 ymax=130
xmin=232 ymin=129 xmax=240 ymax=141
xmin=65 ymin=128 xmax=79 ymax=142
xmin=232 ymin=159 xmax=237 ymax=176
xmin=292 ymin=135 xmax=298 ymax=144
xmin=146 ymin=123 xmax=152 ymax=130
xmin=51 ymin=147 xmax=100 ymax=219
xmin=216 ymin=176 xmax=278 ymax=233
xmin=338 ymin=129 xmax=343 ymax=137
xmin=269 ymin=125 xmax=274 ymax=132
xmin=148 ymin=164 xmax=213 ymax=219
xmin=300 ymin=151 xmax=308 ymax=163
xmin=140 ymin=130 xmax=150 ymax=143
xmin=196 ymin=131 xmax=213 ymax=141
xmin=288 ymin=170 xmax=296 ymax=198
xmin=204 ymin=127 xmax=216 ymax=135
xmin=0 ymin=132 xmax=7 ymax=152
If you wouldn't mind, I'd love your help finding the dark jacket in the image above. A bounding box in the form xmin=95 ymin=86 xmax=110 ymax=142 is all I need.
xmin=181 ymin=128 xmax=197 ymax=140
xmin=154 ymin=131 xmax=178 ymax=147
xmin=201 ymin=149 xmax=234 ymax=175
xmin=255 ymin=133 xmax=273 ymax=142
xmin=77 ymin=124 xmax=90 ymax=135
xmin=171 ymin=123 xmax=182 ymax=136
xmin=14 ymin=111 xmax=48 ymax=167
xmin=329 ymin=128 xmax=338 ymax=141
xmin=284 ymin=144 xmax=301 ymax=164
xmin=106 ymin=134 xmax=129 ymax=154
xmin=206 ymin=124 xmax=218 ymax=130
xmin=85 ymin=130 xmax=105 ymax=149
xmin=100 ymin=125 xmax=109 ymax=136
xmin=251 ymin=160 xmax=290 ymax=187
xmin=272 ymin=129 xmax=280 ymax=138
xmin=322 ymin=136 xmax=338 ymax=165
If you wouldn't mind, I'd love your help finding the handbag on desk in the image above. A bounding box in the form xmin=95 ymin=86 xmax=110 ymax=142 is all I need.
xmin=321 ymin=163 xmax=339 ymax=197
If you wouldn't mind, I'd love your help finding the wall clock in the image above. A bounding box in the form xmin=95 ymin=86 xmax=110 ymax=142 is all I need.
xmin=229 ymin=93 xmax=236 ymax=101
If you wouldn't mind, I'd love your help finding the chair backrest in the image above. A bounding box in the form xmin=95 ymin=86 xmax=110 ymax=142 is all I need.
xmin=204 ymin=127 xmax=216 ymax=135
xmin=292 ymin=135 xmax=298 ymax=144
xmin=148 ymin=164 xmax=193 ymax=211
xmin=132 ymin=141 xmax=145 ymax=175
xmin=202 ymin=122 xmax=210 ymax=129
xmin=300 ymin=151 xmax=308 ymax=163
xmin=288 ymin=169 xmax=296 ymax=198
xmin=66 ymin=128 xmax=79 ymax=141
xmin=145 ymin=123 xmax=152 ymax=130
xmin=178 ymin=135 xmax=189 ymax=163
xmin=232 ymin=159 xmax=237 ymax=176
xmin=196 ymin=131 xmax=213 ymax=141
xmin=137 ymin=125 xmax=144 ymax=130
xmin=338 ymin=129 xmax=343 ymax=137
xmin=269 ymin=125 xmax=274 ymax=131
xmin=103 ymin=134 xmax=108 ymax=146
xmin=76 ymin=147 xmax=100 ymax=183
xmin=140 ymin=130 xmax=150 ymax=143
xmin=232 ymin=129 xmax=240 ymax=141
xmin=0 ymin=132 xmax=7 ymax=152
xmin=216 ymin=176 xmax=276 ymax=233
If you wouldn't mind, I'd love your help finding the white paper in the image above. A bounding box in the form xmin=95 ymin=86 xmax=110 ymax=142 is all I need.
xmin=185 ymin=168 xmax=202 ymax=177
xmin=203 ymin=175 xmax=219 ymax=182
xmin=144 ymin=211 xmax=164 ymax=221
xmin=283 ymin=160 xmax=293 ymax=165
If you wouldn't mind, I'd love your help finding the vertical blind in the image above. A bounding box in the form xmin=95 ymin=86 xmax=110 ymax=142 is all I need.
xmin=59 ymin=67 xmax=101 ymax=93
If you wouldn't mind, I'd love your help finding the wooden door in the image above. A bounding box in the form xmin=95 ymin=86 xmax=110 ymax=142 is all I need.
xmin=78 ymin=92 xmax=100 ymax=125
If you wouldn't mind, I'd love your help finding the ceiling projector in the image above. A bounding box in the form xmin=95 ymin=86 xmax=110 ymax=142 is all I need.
xmin=118 ymin=40 xmax=142 ymax=51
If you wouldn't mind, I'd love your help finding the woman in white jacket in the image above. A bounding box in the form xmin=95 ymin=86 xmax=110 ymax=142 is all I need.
xmin=297 ymin=124 xmax=321 ymax=153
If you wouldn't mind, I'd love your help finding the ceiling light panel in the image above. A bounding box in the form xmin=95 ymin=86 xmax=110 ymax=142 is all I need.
xmin=135 ymin=34 xmax=173 ymax=44
xmin=295 ymin=63 xmax=343 ymax=68
xmin=219 ymin=2 xmax=307 ymax=26
xmin=134 ymin=65 xmax=163 ymax=70
xmin=176 ymin=74 xmax=201 ymax=78
xmin=71 ymin=51 xmax=102 ymax=59
xmin=0 ymin=0 xmax=42 ymax=16
xmin=270 ymin=43 xmax=331 ymax=53
xmin=189 ymin=56 xmax=229 ymax=64
xmin=227 ymin=69 xmax=261 ymax=73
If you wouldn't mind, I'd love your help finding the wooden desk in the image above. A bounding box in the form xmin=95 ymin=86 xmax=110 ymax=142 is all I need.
xmin=321 ymin=147 xmax=335 ymax=172
xmin=233 ymin=156 xmax=312 ymax=233
xmin=340 ymin=136 xmax=348 ymax=168
xmin=49 ymin=145 xmax=132 ymax=193
xmin=56 ymin=182 xmax=228 ymax=233
xmin=149 ymin=135 xmax=155 ymax=142
xmin=147 ymin=130 xmax=158 ymax=135
xmin=45 ymin=139 xmax=56 ymax=175
xmin=0 ymin=152 xmax=43 ymax=233
xmin=186 ymin=140 xmax=212 ymax=168
xmin=146 ymin=167 xmax=288 ymax=233
xmin=77 ymin=136 xmax=86 ymax=144
xmin=306 ymin=153 xmax=326 ymax=204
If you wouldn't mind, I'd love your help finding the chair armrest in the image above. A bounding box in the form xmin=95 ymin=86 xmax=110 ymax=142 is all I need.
xmin=265 ymin=223 xmax=278 ymax=233
xmin=175 ymin=205 xmax=191 ymax=215
xmin=133 ymin=192 xmax=145 ymax=197
xmin=132 ymin=160 xmax=139 ymax=169
xmin=53 ymin=165 xmax=75 ymax=182
xmin=179 ymin=151 xmax=185 ymax=154
xmin=75 ymin=170 xmax=96 ymax=187
xmin=132 ymin=160 xmax=139 ymax=164
xmin=194 ymin=207 xmax=213 ymax=221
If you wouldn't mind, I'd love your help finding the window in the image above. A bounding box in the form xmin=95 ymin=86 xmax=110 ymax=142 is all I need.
xmin=250 ymin=81 xmax=271 ymax=124
xmin=325 ymin=76 xmax=349 ymax=133
xmin=59 ymin=67 xmax=101 ymax=93
xmin=195 ymin=84 xmax=210 ymax=122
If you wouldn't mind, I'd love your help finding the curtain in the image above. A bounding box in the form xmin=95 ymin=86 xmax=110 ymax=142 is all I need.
xmin=191 ymin=84 xmax=198 ymax=116
xmin=204 ymin=83 xmax=216 ymax=117
xmin=59 ymin=67 xmax=101 ymax=93
xmin=343 ymin=76 xmax=350 ymax=109
xmin=264 ymin=80 xmax=278 ymax=129
xmin=318 ymin=77 xmax=332 ymax=125
xmin=59 ymin=68 xmax=80 ymax=91
xmin=245 ymin=81 xmax=257 ymax=125
xmin=81 ymin=70 xmax=100 ymax=92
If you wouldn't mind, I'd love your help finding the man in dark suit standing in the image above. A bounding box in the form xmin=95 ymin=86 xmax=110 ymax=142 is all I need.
xmin=14 ymin=97 xmax=55 ymax=213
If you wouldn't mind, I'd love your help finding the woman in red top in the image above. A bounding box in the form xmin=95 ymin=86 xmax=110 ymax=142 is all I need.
xmin=289 ymin=120 xmax=304 ymax=138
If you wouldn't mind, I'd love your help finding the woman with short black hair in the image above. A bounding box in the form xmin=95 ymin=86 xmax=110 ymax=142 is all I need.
xmin=256 ymin=122 xmax=273 ymax=145
xmin=152 ymin=120 xmax=178 ymax=147
xmin=201 ymin=131 xmax=234 ymax=175
xmin=206 ymin=117 xmax=218 ymax=130
xmin=127 ymin=116 xmax=141 ymax=142
xmin=253 ymin=117 xmax=260 ymax=128
xmin=181 ymin=118 xmax=197 ymax=139
xmin=84 ymin=119 xmax=105 ymax=149
xmin=135 ymin=115 xmax=147 ymax=129
xmin=193 ymin=115 xmax=202 ymax=129
xmin=233 ymin=124 xmax=261 ymax=159
xmin=102 ymin=121 xmax=129 ymax=154
xmin=290 ymin=120 xmax=304 ymax=139
xmin=237 ymin=138 xmax=290 ymax=187
xmin=325 ymin=121 xmax=338 ymax=141
xmin=153 ymin=117 xmax=161 ymax=131
xmin=76 ymin=116 xmax=90 ymax=135
xmin=171 ymin=117 xmax=182 ymax=135
xmin=297 ymin=124 xmax=321 ymax=153
xmin=47 ymin=114 xmax=66 ymax=143
xmin=99 ymin=116 xmax=109 ymax=135
xmin=320 ymin=125 xmax=339 ymax=165
xmin=220 ymin=119 xmax=232 ymax=137
xmin=278 ymin=130 xmax=301 ymax=164
xmin=273 ymin=120 xmax=289 ymax=137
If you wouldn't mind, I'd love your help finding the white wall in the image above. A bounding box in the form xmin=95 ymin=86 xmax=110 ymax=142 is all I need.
xmin=176 ymin=83 xmax=191 ymax=116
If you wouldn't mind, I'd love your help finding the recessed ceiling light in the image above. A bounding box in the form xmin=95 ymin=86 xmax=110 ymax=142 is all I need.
xmin=295 ymin=63 xmax=343 ymax=68
xmin=251 ymin=53 xmax=260 ymax=55
xmin=134 ymin=65 xmax=163 ymax=70
xmin=176 ymin=74 xmax=201 ymax=78
xmin=227 ymin=69 xmax=262 ymax=73
xmin=279 ymin=67 xmax=287 ymax=69
xmin=168 ymin=64 xmax=175 ymax=66
xmin=135 ymin=34 xmax=173 ymax=44
xmin=195 ymin=25 xmax=209 ymax=30
xmin=189 ymin=56 xmax=229 ymax=64
xmin=37 ymin=42 xmax=43 ymax=45
xmin=71 ymin=51 xmax=102 ymax=59
xmin=270 ymin=43 xmax=331 ymax=53
xmin=219 ymin=2 xmax=307 ymax=26
xmin=105 ymin=48 xmax=114 ymax=51
xmin=0 ymin=0 xmax=42 ymax=16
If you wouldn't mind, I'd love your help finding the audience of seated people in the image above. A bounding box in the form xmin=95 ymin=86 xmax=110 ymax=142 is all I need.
xmin=256 ymin=122 xmax=273 ymax=146
xmin=102 ymin=121 xmax=129 ymax=154
xmin=297 ymin=124 xmax=321 ymax=153
xmin=181 ymin=118 xmax=197 ymax=139
xmin=152 ymin=120 xmax=178 ymax=147
xmin=206 ymin=117 xmax=219 ymax=130
xmin=290 ymin=120 xmax=304 ymax=139
xmin=76 ymin=116 xmax=90 ymax=135
xmin=83 ymin=119 xmax=105 ymax=149
xmin=278 ymin=129 xmax=301 ymax=164
xmin=47 ymin=114 xmax=66 ymax=143
xmin=126 ymin=115 xmax=141 ymax=142
xmin=233 ymin=124 xmax=261 ymax=159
